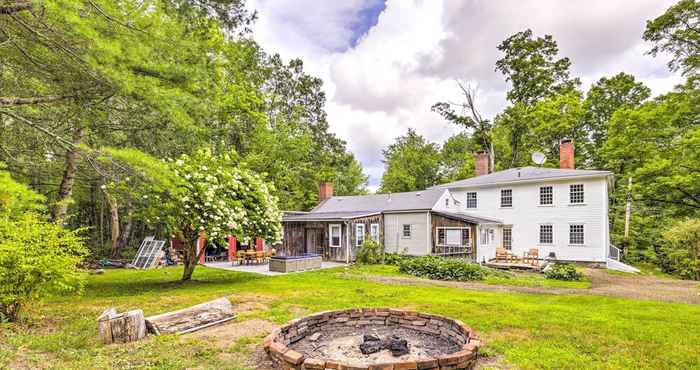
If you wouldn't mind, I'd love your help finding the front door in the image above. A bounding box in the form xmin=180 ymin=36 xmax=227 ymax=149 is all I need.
xmin=305 ymin=228 xmax=323 ymax=256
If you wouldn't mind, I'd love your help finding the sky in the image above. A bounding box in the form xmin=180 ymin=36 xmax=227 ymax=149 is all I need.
xmin=247 ymin=0 xmax=683 ymax=192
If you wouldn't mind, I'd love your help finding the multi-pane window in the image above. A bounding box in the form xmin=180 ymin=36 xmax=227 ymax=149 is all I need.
xmin=402 ymin=224 xmax=412 ymax=238
xmin=500 ymin=189 xmax=513 ymax=208
xmin=370 ymin=224 xmax=380 ymax=241
xmin=480 ymin=228 xmax=494 ymax=245
xmin=437 ymin=228 xmax=471 ymax=246
xmin=330 ymin=224 xmax=341 ymax=247
xmin=503 ymin=227 xmax=512 ymax=250
xmin=356 ymin=224 xmax=365 ymax=246
xmin=569 ymin=224 xmax=584 ymax=245
xmin=539 ymin=224 xmax=553 ymax=244
xmin=570 ymin=184 xmax=584 ymax=204
xmin=466 ymin=192 xmax=477 ymax=209
xmin=539 ymin=186 xmax=553 ymax=205
xmin=445 ymin=198 xmax=450 ymax=207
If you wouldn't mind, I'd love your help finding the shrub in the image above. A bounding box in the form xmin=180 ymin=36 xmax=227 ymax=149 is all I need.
xmin=383 ymin=252 xmax=405 ymax=266
xmin=0 ymin=168 xmax=88 ymax=322
xmin=356 ymin=238 xmax=385 ymax=264
xmin=398 ymin=255 xmax=487 ymax=281
xmin=661 ymin=218 xmax=700 ymax=280
xmin=544 ymin=263 xmax=583 ymax=281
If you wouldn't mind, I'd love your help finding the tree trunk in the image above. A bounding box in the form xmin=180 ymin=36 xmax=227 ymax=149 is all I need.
xmin=115 ymin=205 xmax=133 ymax=258
xmin=102 ymin=188 xmax=120 ymax=257
xmin=181 ymin=234 xmax=204 ymax=281
xmin=52 ymin=127 xmax=86 ymax=225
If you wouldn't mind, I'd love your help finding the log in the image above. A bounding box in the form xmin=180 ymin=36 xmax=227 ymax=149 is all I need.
xmin=145 ymin=297 xmax=235 ymax=335
xmin=98 ymin=308 xmax=146 ymax=344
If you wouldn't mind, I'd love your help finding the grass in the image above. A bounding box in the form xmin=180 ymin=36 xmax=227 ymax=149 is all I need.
xmin=1 ymin=265 xmax=699 ymax=369
xmin=345 ymin=263 xmax=592 ymax=289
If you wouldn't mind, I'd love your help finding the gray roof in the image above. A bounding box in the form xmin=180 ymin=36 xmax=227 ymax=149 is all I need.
xmin=432 ymin=166 xmax=612 ymax=189
xmin=283 ymin=211 xmax=380 ymax=222
xmin=311 ymin=188 xmax=446 ymax=214
xmin=431 ymin=211 xmax=502 ymax=225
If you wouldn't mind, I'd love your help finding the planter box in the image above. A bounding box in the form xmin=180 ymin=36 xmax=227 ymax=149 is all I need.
xmin=269 ymin=254 xmax=322 ymax=273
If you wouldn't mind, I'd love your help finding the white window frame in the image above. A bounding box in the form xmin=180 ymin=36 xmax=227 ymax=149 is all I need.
xmin=445 ymin=198 xmax=450 ymax=207
xmin=569 ymin=184 xmax=585 ymax=204
xmin=329 ymin=224 xmax=342 ymax=248
xmin=436 ymin=227 xmax=471 ymax=247
xmin=466 ymin=192 xmax=477 ymax=209
xmin=355 ymin=224 xmax=365 ymax=246
xmin=370 ymin=223 xmax=380 ymax=242
xmin=539 ymin=185 xmax=553 ymax=206
xmin=500 ymin=189 xmax=513 ymax=208
xmin=402 ymin=224 xmax=412 ymax=239
xmin=569 ymin=223 xmax=585 ymax=245
xmin=539 ymin=224 xmax=553 ymax=245
xmin=503 ymin=226 xmax=513 ymax=250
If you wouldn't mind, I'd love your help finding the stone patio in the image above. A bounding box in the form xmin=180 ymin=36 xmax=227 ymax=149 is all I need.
xmin=204 ymin=261 xmax=347 ymax=276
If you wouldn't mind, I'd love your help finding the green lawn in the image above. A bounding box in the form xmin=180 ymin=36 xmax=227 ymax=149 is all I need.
xmin=1 ymin=265 xmax=699 ymax=369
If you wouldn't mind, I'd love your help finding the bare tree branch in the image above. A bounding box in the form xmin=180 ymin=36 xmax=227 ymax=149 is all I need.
xmin=0 ymin=94 xmax=78 ymax=106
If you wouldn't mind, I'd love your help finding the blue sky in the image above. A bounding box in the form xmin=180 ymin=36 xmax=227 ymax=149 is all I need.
xmin=348 ymin=0 xmax=386 ymax=48
xmin=249 ymin=0 xmax=682 ymax=192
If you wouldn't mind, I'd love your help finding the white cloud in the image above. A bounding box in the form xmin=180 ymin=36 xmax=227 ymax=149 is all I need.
xmin=248 ymin=0 xmax=684 ymax=190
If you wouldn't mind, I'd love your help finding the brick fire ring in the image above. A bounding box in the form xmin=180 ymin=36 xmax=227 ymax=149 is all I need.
xmin=263 ymin=308 xmax=481 ymax=370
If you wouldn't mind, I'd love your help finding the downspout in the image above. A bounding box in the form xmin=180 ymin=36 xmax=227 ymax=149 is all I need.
xmin=345 ymin=221 xmax=350 ymax=264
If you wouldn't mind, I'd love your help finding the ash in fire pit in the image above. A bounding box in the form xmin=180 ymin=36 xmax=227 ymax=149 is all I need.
xmin=359 ymin=334 xmax=409 ymax=357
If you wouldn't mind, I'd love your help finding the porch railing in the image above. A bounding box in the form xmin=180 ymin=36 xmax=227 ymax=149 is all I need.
xmin=609 ymin=244 xmax=620 ymax=261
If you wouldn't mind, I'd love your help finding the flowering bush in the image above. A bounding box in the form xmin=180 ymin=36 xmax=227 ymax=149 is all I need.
xmin=107 ymin=149 xmax=282 ymax=280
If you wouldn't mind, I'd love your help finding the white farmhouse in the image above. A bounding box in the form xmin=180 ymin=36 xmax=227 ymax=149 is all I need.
xmin=282 ymin=140 xmax=630 ymax=269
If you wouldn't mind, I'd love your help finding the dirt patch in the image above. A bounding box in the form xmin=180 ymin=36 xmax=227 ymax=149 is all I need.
xmin=190 ymin=319 xmax=277 ymax=348
xmin=585 ymin=268 xmax=700 ymax=304
xmin=227 ymin=294 xmax=275 ymax=313
xmin=361 ymin=271 xmax=700 ymax=304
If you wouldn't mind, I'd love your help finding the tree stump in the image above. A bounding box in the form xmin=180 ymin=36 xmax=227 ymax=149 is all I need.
xmin=98 ymin=308 xmax=146 ymax=344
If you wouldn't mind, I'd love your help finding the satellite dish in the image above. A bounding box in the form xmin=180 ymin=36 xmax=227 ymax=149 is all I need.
xmin=531 ymin=152 xmax=547 ymax=166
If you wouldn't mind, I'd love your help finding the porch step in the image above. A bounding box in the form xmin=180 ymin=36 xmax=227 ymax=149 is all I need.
xmin=606 ymin=258 xmax=640 ymax=273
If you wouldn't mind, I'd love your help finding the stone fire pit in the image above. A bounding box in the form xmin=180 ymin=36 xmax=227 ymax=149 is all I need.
xmin=263 ymin=308 xmax=480 ymax=369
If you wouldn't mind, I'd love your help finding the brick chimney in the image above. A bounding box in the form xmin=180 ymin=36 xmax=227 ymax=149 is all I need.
xmin=475 ymin=152 xmax=489 ymax=176
xmin=319 ymin=182 xmax=333 ymax=202
xmin=559 ymin=139 xmax=575 ymax=169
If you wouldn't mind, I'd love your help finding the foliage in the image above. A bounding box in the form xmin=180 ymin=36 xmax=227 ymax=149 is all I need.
xmin=644 ymin=0 xmax=700 ymax=75
xmin=602 ymin=79 xmax=700 ymax=260
xmin=582 ymin=73 xmax=651 ymax=167
xmin=495 ymin=29 xmax=580 ymax=106
xmin=355 ymin=238 xmax=385 ymax=265
xmin=439 ymin=133 xmax=477 ymax=182
xmin=544 ymin=263 xmax=583 ymax=281
xmin=398 ymin=255 xmax=488 ymax=281
xmin=661 ymin=218 xmax=700 ymax=280
xmin=379 ymin=129 xmax=442 ymax=193
xmin=0 ymin=170 xmax=87 ymax=322
xmin=382 ymin=252 xmax=406 ymax=266
xmin=0 ymin=165 xmax=46 ymax=219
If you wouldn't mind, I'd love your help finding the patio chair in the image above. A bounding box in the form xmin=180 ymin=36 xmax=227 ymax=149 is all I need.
xmin=495 ymin=247 xmax=516 ymax=263
xmin=256 ymin=250 xmax=266 ymax=264
xmin=523 ymin=248 xmax=539 ymax=266
xmin=236 ymin=250 xmax=246 ymax=265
